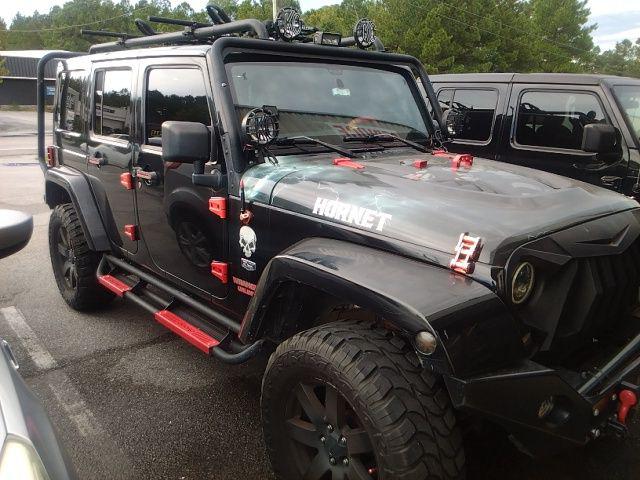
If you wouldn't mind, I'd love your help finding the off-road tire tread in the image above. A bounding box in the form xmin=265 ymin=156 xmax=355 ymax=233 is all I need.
xmin=262 ymin=319 xmax=465 ymax=480
xmin=49 ymin=203 xmax=113 ymax=310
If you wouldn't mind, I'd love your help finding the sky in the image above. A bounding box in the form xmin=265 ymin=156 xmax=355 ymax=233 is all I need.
xmin=2 ymin=0 xmax=639 ymax=51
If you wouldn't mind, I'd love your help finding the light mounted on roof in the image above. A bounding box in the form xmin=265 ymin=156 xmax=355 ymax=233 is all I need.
xmin=275 ymin=7 xmax=303 ymax=41
xmin=242 ymin=106 xmax=279 ymax=146
xmin=354 ymin=18 xmax=375 ymax=49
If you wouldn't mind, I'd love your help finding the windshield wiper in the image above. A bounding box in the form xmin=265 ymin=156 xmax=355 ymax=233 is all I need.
xmin=343 ymin=133 xmax=429 ymax=153
xmin=273 ymin=136 xmax=356 ymax=158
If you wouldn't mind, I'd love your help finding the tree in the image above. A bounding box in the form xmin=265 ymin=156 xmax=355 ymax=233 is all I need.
xmin=0 ymin=19 xmax=7 ymax=84
xmin=595 ymin=38 xmax=640 ymax=78
xmin=528 ymin=0 xmax=596 ymax=72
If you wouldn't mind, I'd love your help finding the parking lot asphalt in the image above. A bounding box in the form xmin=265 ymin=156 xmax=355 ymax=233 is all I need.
xmin=0 ymin=114 xmax=639 ymax=479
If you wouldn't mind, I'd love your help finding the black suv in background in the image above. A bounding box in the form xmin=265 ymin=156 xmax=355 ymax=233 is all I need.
xmin=430 ymin=73 xmax=640 ymax=195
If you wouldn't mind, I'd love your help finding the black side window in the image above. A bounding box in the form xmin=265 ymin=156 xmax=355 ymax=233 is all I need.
xmin=443 ymin=89 xmax=497 ymax=142
xmin=93 ymin=69 xmax=132 ymax=139
xmin=516 ymin=91 xmax=607 ymax=150
xmin=145 ymin=68 xmax=210 ymax=145
xmin=60 ymin=70 xmax=85 ymax=133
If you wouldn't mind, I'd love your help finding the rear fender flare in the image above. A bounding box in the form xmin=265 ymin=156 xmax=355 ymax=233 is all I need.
xmin=240 ymin=238 xmax=525 ymax=376
xmin=45 ymin=167 xmax=110 ymax=251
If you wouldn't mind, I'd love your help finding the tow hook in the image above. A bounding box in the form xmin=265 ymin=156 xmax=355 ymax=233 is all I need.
xmin=617 ymin=389 xmax=638 ymax=424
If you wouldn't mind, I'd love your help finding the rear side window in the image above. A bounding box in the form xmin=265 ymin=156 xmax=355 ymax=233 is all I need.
xmin=145 ymin=68 xmax=210 ymax=145
xmin=515 ymin=90 xmax=607 ymax=150
xmin=60 ymin=70 xmax=85 ymax=133
xmin=93 ymin=69 xmax=132 ymax=139
xmin=438 ymin=88 xmax=497 ymax=142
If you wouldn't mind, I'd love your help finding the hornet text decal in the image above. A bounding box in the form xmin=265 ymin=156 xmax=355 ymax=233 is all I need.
xmin=312 ymin=197 xmax=392 ymax=232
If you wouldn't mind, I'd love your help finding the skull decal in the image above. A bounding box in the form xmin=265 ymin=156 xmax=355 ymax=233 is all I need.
xmin=239 ymin=226 xmax=257 ymax=258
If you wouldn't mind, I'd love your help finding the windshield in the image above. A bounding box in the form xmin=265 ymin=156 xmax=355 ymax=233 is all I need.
xmin=614 ymin=85 xmax=640 ymax=140
xmin=226 ymin=61 xmax=430 ymax=150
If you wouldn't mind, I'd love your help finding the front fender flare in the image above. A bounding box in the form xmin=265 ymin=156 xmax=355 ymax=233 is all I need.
xmin=241 ymin=238 xmax=525 ymax=376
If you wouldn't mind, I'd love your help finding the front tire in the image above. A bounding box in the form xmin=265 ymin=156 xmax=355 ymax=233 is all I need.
xmin=49 ymin=203 xmax=113 ymax=310
xmin=261 ymin=320 xmax=465 ymax=480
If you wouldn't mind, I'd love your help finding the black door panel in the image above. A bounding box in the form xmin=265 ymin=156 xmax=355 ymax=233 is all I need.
xmin=134 ymin=61 xmax=228 ymax=299
xmin=87 ymin=66 xmax=137 ymax=253
xmin=500 ymin=85 xmax=629 ymax=191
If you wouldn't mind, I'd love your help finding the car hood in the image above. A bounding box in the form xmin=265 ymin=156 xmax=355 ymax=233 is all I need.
xmin=242 ymin=150 xmax=638 ymax=264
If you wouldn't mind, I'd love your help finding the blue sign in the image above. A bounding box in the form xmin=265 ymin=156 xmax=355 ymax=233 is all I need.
xmin=45 ymin=85 xmax=55 ymax=97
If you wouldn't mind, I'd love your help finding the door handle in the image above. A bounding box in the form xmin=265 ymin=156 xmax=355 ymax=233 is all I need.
xmin=601 ymin=176 xmax=622 ymax=187
xmin=134 ymin=167 xmax=159 ymax=185
xmin=88 ymin=152 xmax=105 ymax=166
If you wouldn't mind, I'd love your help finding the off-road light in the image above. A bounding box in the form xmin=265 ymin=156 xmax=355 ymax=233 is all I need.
xmin=314 ymin=31 xmax=341 ymax=46
xmin=241 ymin=107 xmax=279 ymax=146
xmin=415 ymin=331 xmax=437 ymax=355
xmin=511 ymin=261 xmax=535 ymax=305
xmin=353 ymin=18 xmax=375 ymax=49
xmin=275 ymin=7 xmax=302 ymax=41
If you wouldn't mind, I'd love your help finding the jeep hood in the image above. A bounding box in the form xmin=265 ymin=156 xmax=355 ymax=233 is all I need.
xmin=242 ymin=151 xmax=638 ymax=264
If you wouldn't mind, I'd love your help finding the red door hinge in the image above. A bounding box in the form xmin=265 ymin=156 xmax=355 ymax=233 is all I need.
xmin=120 ymin=172 xmax=134 ymax=190
xmin=210 ymin=261 xmax=229 ymax=284
xmin=208 ymin=197 xmax=227 ymax=219
xmin=123 ymin=224 xmax=138 ymax=241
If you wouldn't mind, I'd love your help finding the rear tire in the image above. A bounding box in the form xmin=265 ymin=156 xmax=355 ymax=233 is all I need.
xmin=261 ymin=320 xmax=465 ymax=480
xmin=49 ymin=203 xmax=113 ymax=310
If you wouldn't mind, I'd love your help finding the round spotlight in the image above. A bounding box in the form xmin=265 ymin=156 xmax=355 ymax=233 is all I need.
xmin=276 ymin=7 xmax=302 ymax=41
xmin=241 ymin=107 xmax=279 ymax=146
xmin=354 ymin=18 xmax=375 ymax=49
xmin=511 ymin=261 xmax=535 ymax=305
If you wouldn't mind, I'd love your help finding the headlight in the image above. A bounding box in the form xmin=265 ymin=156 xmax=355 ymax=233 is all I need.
xmin=511 ymin=262 xmax=535 ymax=305
xmin=0 ymin=435 xmax=50 ymax=480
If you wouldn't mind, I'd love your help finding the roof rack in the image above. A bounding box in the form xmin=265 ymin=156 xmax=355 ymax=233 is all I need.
xmin=83 ymin=6 xmax=383 ymax=54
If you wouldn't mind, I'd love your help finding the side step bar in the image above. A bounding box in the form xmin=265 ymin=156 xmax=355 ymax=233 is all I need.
xmin=97 ymin=256 xmax=264 ymax=364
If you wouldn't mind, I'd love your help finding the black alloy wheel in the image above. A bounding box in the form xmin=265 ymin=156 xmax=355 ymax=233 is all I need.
xmin=48 ymin=203 xmax=113 ymax=310
xmin=54 ymin=222 xmax=78 ymax=289
xmin=284 ymin=380 xmax=377 ymax=480
xmin=175 ymin=220 xmax=212 ymax=268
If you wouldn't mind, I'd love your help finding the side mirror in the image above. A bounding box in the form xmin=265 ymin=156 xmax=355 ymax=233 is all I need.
xmin=161 ymin=121 xmax=210 ymax=164
xmin=582 ymin=123 xmax=617 ymax=154
xmin=0 ymin=210 xmax=33 ymax=260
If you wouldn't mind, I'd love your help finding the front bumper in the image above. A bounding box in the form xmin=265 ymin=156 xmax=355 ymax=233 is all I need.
xmin=444 ymin=328 xmax=640 ymax=456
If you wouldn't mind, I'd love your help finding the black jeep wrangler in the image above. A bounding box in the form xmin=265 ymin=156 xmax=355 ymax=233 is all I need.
xmin=37 ymin=8 xmax=640 ymax=480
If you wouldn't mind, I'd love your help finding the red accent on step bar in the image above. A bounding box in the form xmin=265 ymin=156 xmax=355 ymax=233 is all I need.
xmin=208 ymin=197 xmax=227 ymax=219
xmin=120 ymin=172 xmax=134 ymax=190
xmin=211 ymin=261 xmax=229 ymax=284
xmin=123 ymin=224 xmax=138 ymax=241
xmin=154 ymin=310 xmax=220 ymax=354
xmin=412 ymin=159 xmax=428 ymax=169
xmin=333 ymin=158 xmax=364 ymax=169
xmin=97 ymin=275 xmax=132 ymax=297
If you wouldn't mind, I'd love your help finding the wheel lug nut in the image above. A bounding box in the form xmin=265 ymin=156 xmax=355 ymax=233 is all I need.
xmin=343 ymin=458 xmax=349 ymax=466
xmin=320 ymin=436 xmax=326 ymax=443
xmin=327 ymin=424 xmax=333 ymax=432
xmin=329 ymin=457 xmax=336 ymax=465
xmin=339 ymin=436 xmax=346 ymax=445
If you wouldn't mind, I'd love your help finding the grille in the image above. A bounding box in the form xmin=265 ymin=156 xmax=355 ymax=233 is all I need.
xmin=557 ymin=239 xmax=640 ymax=342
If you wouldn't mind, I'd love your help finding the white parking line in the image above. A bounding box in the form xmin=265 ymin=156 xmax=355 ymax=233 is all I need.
xmin=1 ymin=306 xmax=56 ymax=370
xmin=0 ymin=306 xmax=103 ymax=437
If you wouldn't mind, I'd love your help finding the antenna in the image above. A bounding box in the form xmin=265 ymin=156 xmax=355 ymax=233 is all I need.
xmin=81 ymin=29 xmax=140 ymax=40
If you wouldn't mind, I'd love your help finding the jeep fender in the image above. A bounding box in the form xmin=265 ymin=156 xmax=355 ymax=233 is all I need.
xmin=44 ymin=167 xmax=110 ymax=251
xmin=241 ymin=238 xmax=525 ymax=376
